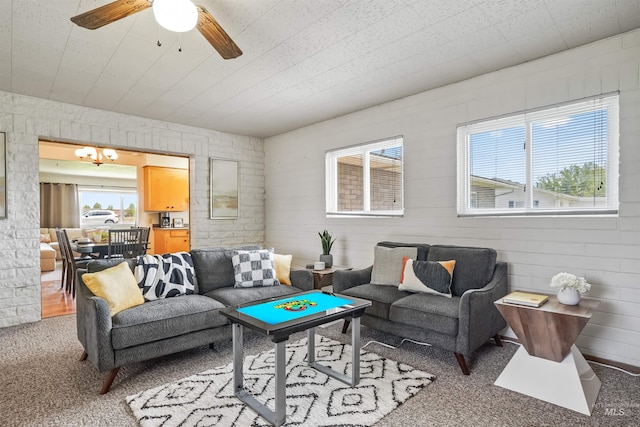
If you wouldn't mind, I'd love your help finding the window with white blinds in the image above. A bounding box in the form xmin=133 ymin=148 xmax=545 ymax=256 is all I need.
xmin=326 ymin=137 xmax=403 ymax=217
xmin=457 ymin=94 xmax=619 ymax=216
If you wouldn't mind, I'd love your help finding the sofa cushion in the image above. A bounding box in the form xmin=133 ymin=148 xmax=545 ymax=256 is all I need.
xmin=40 ymin=243 xmax=56 ymax=272
xmin=40 ymin=243 xmax=56 ymax=259
xmin=82 ymin=261 xmax=145 ymax=316
xmin=110 ymin=294 xmax=227 ymax=350
xmin=389 ymin=294 xmax=461 ymax=336
xmin=190 ymin=246 xmax=262 ymax=294
xmin=48 ymin=228 xmax=84 ymax=242
xmin=232 ymin=248 xmax=278 ymax=288
xmin=340 ymin=284 xmax=411 ymax=320
xmin=399 ymin=257 xmax=455 ymax=297
xmin=428 ymin=245 xmax=497 ymax=296
xmin=205 ymin=285 xmax=300 ymax=307
xmin=370 ymin=246 xmax=418 ymax=286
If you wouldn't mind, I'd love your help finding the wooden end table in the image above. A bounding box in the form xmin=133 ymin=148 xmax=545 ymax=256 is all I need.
xmin=297 ymin=266 xmax=352 ymax=289
xmin=494 ymin=294 xmax=601 ymax=415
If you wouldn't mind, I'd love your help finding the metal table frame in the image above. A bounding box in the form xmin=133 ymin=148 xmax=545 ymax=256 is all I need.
xmin=223 ymin=291 xmax=369 ymax=427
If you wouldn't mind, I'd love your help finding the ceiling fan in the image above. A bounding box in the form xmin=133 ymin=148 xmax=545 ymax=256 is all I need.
xmin=70 ymin=0 xmax=242 ymax=59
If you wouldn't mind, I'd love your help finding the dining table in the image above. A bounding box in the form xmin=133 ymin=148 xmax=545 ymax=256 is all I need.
xmin=72 ymin=240 xmax=149 ymax=259
xmin=72 ymin=241 xmax=110 ymax=259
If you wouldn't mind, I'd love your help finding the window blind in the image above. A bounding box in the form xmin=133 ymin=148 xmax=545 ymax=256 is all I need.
xmin=457 ymin=94 xmax=619 ymax=216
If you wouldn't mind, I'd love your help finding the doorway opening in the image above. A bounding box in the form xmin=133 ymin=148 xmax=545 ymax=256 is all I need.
xmin=38 ymin=140 xmax=190 ymax=318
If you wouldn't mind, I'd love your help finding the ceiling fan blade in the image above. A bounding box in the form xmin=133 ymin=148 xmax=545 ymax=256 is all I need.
xmin=71 ymin=0 xmax=151 ymax=30
xmin=196 ymin=6 xmax=242 ymax=59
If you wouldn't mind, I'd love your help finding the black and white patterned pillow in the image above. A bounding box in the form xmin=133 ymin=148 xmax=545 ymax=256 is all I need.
xmin=232 ymin=248 xmax=279 ymax=288
xmin=134 ymin=252 xmax=197 ymax=301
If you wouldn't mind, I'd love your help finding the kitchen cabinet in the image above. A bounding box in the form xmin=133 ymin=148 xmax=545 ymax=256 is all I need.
xmin=144 ymin=166 xmax=189 ymax=211
xmin=153 ymin=228 xmax=189 ymax=254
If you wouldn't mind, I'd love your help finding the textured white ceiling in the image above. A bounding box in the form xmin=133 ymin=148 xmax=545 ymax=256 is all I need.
xmin=3 ymin=0 xmax=640 ymax=138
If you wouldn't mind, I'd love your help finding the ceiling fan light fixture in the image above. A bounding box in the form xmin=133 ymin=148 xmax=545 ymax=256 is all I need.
xmin=153 ymin=0 xmax=198 ymax=33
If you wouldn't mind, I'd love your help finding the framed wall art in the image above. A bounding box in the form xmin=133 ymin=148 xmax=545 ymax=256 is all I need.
xmin=0 ymin=132 xmax=5 ymax=219
xmin=210 ymin=158 xmax=238 ymax=219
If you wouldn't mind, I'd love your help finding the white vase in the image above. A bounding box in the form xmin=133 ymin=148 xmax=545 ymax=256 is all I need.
xmin=557 ymin=287 xmax=581 ymax=305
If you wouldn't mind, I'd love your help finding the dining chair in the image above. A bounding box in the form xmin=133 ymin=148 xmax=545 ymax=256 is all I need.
xmin=54 ymin=229 xmax=69 ymax=292
xmin=107 ymin=228 xmax=144 ymax=259
xmin=60 ymin=229 xmax=91 ymax=297
xmin=130 ymin=226 xmax=150 ymax=256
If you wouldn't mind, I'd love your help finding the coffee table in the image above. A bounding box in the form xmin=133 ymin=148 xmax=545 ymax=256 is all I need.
xmin=220 ymin=290 xmax=371 ymax=427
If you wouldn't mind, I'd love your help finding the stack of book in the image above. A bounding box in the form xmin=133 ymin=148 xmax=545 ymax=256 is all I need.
xmin=502 ymin=291 xmax=549 ymax=307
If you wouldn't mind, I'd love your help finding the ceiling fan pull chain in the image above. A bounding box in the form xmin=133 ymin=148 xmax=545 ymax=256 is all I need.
xmin=157 ymin=22 xmax=162 ymax=47
xmin=178 ymin=33 xmax=183 ymax=52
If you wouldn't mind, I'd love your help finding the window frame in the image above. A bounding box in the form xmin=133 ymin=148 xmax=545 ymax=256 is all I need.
xmin=78 ymin=186 xmax=139 ymax=224
xmin=457 ymin=94 xmax=619 ymax=217
xmin=325 ymin=136 xmax=404 ymax=217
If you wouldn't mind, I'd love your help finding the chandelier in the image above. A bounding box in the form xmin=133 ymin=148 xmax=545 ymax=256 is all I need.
xmin=74 ymin=147 xmax=118 ymax=166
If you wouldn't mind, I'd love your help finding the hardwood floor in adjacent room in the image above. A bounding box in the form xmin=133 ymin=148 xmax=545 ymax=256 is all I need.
xmin=41 ymin=261 xmax=75 ymax=318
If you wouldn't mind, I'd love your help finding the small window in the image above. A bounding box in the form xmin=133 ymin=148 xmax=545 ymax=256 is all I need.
xmin=326 ymin=137 xmax=403 ymax=217
xmin=457 ymin=94 xmax=619 ymax=216
xmin=79 ymin=188 xmax=138 ymax=225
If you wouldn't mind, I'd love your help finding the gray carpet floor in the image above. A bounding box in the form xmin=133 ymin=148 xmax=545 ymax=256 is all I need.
xmin=1 ymin=314 xmax=638 ymax=426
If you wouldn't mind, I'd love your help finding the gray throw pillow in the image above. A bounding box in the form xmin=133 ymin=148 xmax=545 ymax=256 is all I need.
xmin=370 ymin=246 xmax=418 ymax=286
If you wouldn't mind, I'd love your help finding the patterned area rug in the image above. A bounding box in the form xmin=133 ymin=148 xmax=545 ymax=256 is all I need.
xmin=127 ymin=335 xmax=435 ymax=426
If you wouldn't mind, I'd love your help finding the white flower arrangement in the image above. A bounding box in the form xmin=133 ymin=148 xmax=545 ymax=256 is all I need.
xmin=550 ymin=272 xmax=591 ymax=294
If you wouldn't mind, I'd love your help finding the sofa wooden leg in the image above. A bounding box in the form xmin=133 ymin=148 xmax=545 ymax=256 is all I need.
xmin=80 ymin=351 xmax=88 ymax=361
xmin=100 ymin=367 xmax=120 ymax=394
xmin=454 ymin=352 xmax=470 ymax=375
xmin=494 ymin=334 xmax=503 ymax=347
xmin=341 ymin=319 xmax=350 ymax=334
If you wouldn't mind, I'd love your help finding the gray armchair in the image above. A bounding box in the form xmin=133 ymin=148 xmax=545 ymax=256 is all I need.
xmin=333 ymin=242 xmax=508 ymax=374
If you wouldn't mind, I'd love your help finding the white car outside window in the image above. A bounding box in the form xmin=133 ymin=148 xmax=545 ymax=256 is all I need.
xmin=81 ymin=210 xmax=119 ymax=226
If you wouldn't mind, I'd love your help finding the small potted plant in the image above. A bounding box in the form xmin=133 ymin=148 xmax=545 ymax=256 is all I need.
xmin=318 ymin=229 xmax=336 ymax=268
xmin=550 ymin=272 xmax=591 ymax=305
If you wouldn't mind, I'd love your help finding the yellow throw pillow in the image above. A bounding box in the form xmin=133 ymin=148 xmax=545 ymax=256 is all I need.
xmin=273 ymin=253 xmax=293 ymax=285
xmin=82 ymin=262 xmax=145 ymax=316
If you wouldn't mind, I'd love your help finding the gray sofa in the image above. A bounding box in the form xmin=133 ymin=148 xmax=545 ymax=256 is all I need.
xmin=76 ymin=246 xmax=314 ymax=394
xmin=333 ymin=241 xmax=508 ymax=375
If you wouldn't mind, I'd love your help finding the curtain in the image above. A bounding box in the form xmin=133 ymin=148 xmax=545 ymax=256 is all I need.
xmin=40 ymin=183 xmax=80 ymax=228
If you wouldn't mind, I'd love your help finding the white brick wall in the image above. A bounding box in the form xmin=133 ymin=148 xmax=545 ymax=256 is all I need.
xmin=265 ymin=29 xmax=640 ymax=367
xmin=0 ymin=92 xmax=265 ymax=328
